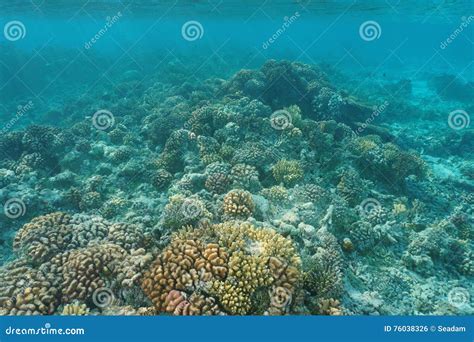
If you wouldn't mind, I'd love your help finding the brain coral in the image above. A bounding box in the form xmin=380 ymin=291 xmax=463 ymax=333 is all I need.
xmin=141 ymin=221 xmax=301 ymax=315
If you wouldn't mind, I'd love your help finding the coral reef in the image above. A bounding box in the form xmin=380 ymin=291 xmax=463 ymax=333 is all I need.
xmin=223 ymin=189 xmax=255 ymax=219
xmin=272 ymin=159 xmax=304 ymax=187
xmin=0 ymin=59 xmax=472 ymax=317
xmin=141 ymin=221 xmax=301 ymax=315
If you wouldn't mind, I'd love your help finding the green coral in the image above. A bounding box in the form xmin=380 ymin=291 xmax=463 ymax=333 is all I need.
xmin=151 ymin=168 xmax=172 ymax=190
xmin=162 ymin=194 xmax=211 ymax=230
xmin=272 ymin=159 xmax=304 ymax=187
xmin=261 ymin=185 xmax=289 ymax=203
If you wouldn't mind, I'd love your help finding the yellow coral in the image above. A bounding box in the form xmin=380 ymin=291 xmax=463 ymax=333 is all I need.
xmin=316 ymin=298 xmax=343 ymax=315
xmin=61 ymin=301 xmax=90 ymax=315
xmin=223 ymin=189 xmax=255 ymax=219
xmin=261 ymin=185 xmax=288 ymax=202
xmin=141 ymin=221 xmax=301 ymax=315
xmin=272 ymin=159 xmax=304 ymax=187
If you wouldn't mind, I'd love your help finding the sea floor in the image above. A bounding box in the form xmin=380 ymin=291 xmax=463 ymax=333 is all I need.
xmin=0 ymin=56 xmax=472 ymax=316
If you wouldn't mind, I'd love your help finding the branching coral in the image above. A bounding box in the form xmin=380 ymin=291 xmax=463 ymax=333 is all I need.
xmin=13 ymin=212 xmax=109 ymax=264
xmin=294 ymin=184 xmax=329 ymax=205
xmin=42 ymin=243 xmax=127 ymax=304
xmin=232 ymin=142 xmax=273 ymax=168
xmin=4 ymin=213 xmax=154 ymax=315
xmin=349 ymin=136 xmax=426 ymax=185
xmin=205 ymin=172 xmax=232 ymax=194
xmin=223 ymin=189 xmax=255 ymax=219
xmin=141 ymin=221 xmax=301 ymax=315
xmin=0 ymin=259 xmax=59 ymax=315
xmin=162 ymin=194 xmax=211 ymax=230
xmin=272 ymin=159 xmax=304 ymax=187
xmin=336 ymin=167 xmax=370 ymax=206
xmin=13 ymin=212 xmax=147 ymax=264
xmin=261 ymin=185 xmax=289 ymax=203
xmin=303 ymin=230 xmax=344 ymax=300
xmin=1 ymin=58 xmax=468 ymax=317
xmin=231 ymin=163 xmax=261 ymax=191
xmin=61 ymin=301 xmax=90 ymax=315
xmin=316 ymin=298 xmax=343 ymax=315
xmin=151 ymin=168 xmax=172 ymax=190
xmin=108 ymin=223 xmax=148 ymax=250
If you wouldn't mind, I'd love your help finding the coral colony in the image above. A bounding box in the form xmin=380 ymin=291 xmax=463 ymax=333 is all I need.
xmin=0 ymin=60 xmax=472 ymax=316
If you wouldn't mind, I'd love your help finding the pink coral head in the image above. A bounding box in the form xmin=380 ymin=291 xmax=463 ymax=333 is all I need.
xmin=164 ymin=290 xmax=187 ymax=313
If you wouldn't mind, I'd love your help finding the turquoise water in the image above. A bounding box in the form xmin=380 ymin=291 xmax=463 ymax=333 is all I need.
xmin=0 ymin=1 xmax=472 ymax=316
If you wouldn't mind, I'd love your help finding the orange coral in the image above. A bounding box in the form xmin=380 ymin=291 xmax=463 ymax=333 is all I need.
xmin=142 ymin=221 xmax=301 ymax=315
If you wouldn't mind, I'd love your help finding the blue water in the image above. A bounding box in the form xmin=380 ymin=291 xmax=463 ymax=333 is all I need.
xmin=1 ymin=1 xmax=472 ymax=115
xmin=0 ymin=1 xmax=472 ymax=317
